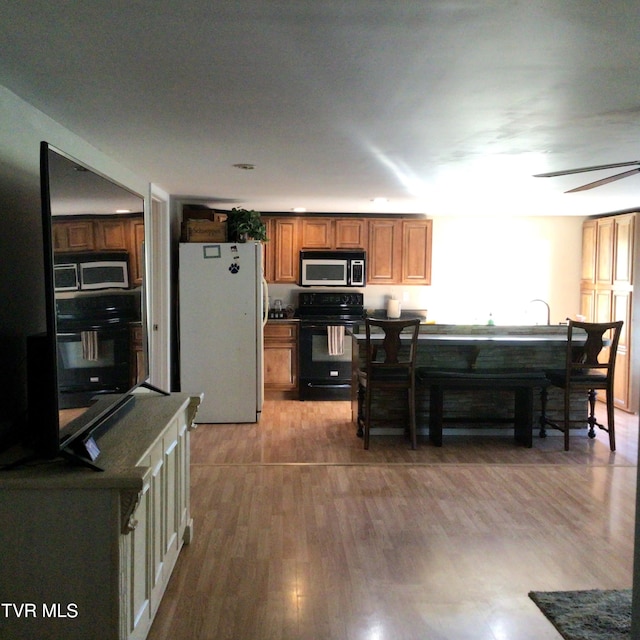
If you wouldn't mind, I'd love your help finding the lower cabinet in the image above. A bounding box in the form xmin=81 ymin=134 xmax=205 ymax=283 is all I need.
xmin=264 ymin=321 xmax=298 ymax=395
xmin=0 ymin=393 xmax=200 ymax=640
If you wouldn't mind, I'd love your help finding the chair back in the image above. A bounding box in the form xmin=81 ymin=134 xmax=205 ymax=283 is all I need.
xmin=566 ymin=319 xmax=623 ymax=381
xmin=364 ymin=317 xmax=420 ymax=381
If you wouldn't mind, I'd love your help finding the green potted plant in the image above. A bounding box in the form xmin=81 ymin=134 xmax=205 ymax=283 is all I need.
xmin=227 ymin=207 xmax=268 ymax=242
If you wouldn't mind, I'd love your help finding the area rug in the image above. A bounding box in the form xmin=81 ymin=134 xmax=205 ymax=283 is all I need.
xmin=529 ymin=589 xmax=631 ymax=640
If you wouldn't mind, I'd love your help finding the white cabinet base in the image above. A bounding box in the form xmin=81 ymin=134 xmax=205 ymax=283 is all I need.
xmin=0 ymin=393 xmax=200 ymax=640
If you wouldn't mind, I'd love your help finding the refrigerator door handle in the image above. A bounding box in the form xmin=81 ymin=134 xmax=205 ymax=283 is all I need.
xmin=262 ymin=275 xmax=269 ymax=327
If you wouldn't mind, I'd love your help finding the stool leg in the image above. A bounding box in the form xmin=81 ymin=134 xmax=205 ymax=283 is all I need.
xmin=563 ymin=385 xmax=571 ymax=451
xmin=539 ymin=387 xmax=548 ymax=438
xmin=606 ymin=386 xmax=616 ymax=452
xmin=364 ymin=385 xmax=372 ymax=450
xmin=429 ymin=385 xmax=443 ymax=447
xmin=408 ymin=383 xmax=417 ymax=450
xmin=587 ymin=389 xmax=597 ymax=439
xmin=514 ymin=388 xmax=533 ymax=447
xmin=356 ymin=383 xmax=364 ymax=438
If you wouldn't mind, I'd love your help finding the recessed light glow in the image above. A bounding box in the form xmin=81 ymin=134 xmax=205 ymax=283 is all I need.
xmin=371 ymin=197 xmax=389 ymax=204
xmin=292 ymin=207 xmax=307 ymax=213
xmin=116 ymin=209 xmax=132 ymax=213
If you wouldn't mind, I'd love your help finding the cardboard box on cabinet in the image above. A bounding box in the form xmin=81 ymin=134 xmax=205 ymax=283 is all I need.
xmin=181 ymin=219 xmax=228 ymax=242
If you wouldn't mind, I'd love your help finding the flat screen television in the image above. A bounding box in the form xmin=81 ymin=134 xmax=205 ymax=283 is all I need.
xmin=24 ymin=142 xmax=167 ymax=471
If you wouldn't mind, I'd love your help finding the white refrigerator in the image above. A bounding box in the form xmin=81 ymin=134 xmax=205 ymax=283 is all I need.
xmin=179 ymin=242 xmax=267 ymax=423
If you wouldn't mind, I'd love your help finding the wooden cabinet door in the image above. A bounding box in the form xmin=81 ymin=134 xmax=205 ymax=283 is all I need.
xmin=53 ymin=220 xmax=95 ymax=251
xmin=264 ymin=323 xmax=298 ymax=391
xmin=127 ymin=479 xmax=151 ymax=638
xmin=612 ymin=291 xmax=631 ymax=409
xmin=129 ymin=218 xmax=145 ymax=286
xmin=595 ymin=217 xmax=614 ymax=285
xmin=301 ymin=218 xmax=333 ymax=249
xmin=581 ymin=219 xmax=597 ymax=283
xmin=595 ymin=289 xmax=612 ymax=323
xmin=130 ymin=324 xmax=144 ymax=386
xmin=401 ymin=219 xmax=432 ymax=284
xmin=579 ymin=288 xmax=595 ymax=321
xmin=95 ymin=218 xmax=128 ymax=250
xmin=367 ymin=219 xmax=400 ymax=284
xmin=263 ymin=218 xmax=275 ymax=282
xmin=613 ymin=214 xmax=634 ymax=287
xmin=335 ymin=218 xmax=367 ymax=249
xmin=273 ymin=218 xmax=299 ymax=283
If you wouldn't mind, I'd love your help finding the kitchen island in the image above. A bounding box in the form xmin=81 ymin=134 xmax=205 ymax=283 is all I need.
xmin=351 ymin=324 xmax=588 ymax=444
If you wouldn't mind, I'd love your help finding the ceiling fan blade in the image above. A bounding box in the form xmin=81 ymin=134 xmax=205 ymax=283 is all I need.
xmin=534 ymin=160 xmax=640 ymax=178
xmin=565 ymin=167 xmax=640 ymax=192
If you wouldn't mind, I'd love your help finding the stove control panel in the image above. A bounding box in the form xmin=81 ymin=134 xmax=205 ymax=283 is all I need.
xmin=298 ymin=291 xmax=364 ymax=308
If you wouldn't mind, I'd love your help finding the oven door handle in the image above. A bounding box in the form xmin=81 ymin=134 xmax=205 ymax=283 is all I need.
xmin=301 ymin=323 xmax=356 ymax=330
xmin=304 ymin=383 xmax=352 ymax=389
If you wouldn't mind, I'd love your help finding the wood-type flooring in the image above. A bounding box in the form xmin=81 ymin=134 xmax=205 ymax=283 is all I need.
xmin=148 ymin=400 xmax=638 ymax=640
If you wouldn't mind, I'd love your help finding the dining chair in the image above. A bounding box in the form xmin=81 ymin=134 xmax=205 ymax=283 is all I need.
xmin=541 ymin=319 xmax=623 ymax=451
xmin=357 ymin=317 xmax=421 ymax=450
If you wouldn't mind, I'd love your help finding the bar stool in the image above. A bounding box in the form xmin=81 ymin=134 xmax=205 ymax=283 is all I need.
xmin=357 ymin=317 xmax=421 ymax=449
xmin=541 ymin=319 xmax=623 ymax=451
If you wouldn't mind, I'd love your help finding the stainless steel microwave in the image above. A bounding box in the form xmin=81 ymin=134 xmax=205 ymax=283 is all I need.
xmin=299 ymin=250 xmax=366 ymax=287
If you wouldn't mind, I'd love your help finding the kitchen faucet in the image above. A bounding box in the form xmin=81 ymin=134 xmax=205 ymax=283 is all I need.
xmin=529 ymin=299 xmax=550 ymax=325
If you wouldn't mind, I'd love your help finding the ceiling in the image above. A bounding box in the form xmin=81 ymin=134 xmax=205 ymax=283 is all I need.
xmin=1 ymin=1 xmax=640 ymax=216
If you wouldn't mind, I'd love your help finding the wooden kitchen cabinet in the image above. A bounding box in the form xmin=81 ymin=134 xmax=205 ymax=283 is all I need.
xmin=53 ymin=219 xmax=95 ymax=251
xmin=367 ymin=217 xmax=432 ymax=285
xmin=262 ymin=217 xmax=276 ymax=282
xmin=613 ymin=213 xmax=634 ymax=287
xmin=130 ymin=323 xmax=144 ymax=386
xmin=367 ymin=218 xmax=401 ymax=284
xmin=94 ymin=218 xmax=129 ymax=250
xmin=300 ymin=217 xmax=367 ymax=250
xmin=300 ymin=218 xmax=334 ymax=249
xmin=401 ymin=219 xmax=432 ymax=284
xmin=272 ymin=217 xmax=299 ymax=283
xmin=336 ymin=218 xmax=367 ymax=248
xmin=581 ymin=219 xmax=597 ymax=283
xmin=129 ymin=218 xmax=145 ymax=286
xmin=264 ymin=321 xmax=298 ymax=396
xmin=595 ymin=216 xmax=614 ymax=285
xmin=264 ymin=214 xmax=430 ymax=286
xmin=580 ymin=212 xmax=638 ymax=411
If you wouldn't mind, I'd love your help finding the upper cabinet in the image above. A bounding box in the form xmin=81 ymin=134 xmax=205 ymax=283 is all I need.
xmin=269 ymin=217 xmax=299 ymax=283
xmin=300 ymin=218 xmax=333 ymax=249
xmin=264 ymin=214 xmax=431 ymax=285
xmin=300 ymin=217 xmax=367 ymax=250
xmin=53 ymin=219 xmax=95 ymax=252
xmin=580 ymin=219 xmax=597 ymax=283
xmin=595 ymin=216 xmax=614 ymax=286
xmin=336 ymin=219 xmax=368 ymax=249
xmin=613 ymin=214 xmax=634 ymax=288
xmin=401 ymin=219 xmax=432 ymax=285
xmin=367 ymin=218 xmax=400 ymax=284
xmin=367 ymin=218 xmax=432 ymax=285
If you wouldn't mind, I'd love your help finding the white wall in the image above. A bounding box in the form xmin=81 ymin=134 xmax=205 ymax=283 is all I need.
xmin=418 ymin=215 xmax=584 ymax=324
xmin=269 ymin=215 xmax=585 ymax=325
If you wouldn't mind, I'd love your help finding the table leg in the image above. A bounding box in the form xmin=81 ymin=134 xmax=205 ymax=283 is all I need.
xmin=514 ymin=387 xmax=533 ymax=447
xmin=429 ymin=385 xmax=443 ymax=447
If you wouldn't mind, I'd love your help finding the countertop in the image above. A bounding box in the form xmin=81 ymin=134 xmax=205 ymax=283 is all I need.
xmin=351 ymin=332 xmax=573 ymax=346
xmin=351 ymin=323 xmax=576 ymax=346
